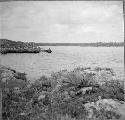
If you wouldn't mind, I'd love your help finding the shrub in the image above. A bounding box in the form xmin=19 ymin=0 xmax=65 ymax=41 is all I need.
xmin=1 ymin=66 xmax=124 ymax=120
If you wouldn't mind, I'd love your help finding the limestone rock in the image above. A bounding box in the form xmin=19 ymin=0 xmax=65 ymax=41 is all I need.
xmin=84 ymin=99 xmax=125 ymax=119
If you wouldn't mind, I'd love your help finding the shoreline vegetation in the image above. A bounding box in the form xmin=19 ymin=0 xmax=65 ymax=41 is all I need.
xmin=0 ymin=65 xmax=124 ymax=120
xmin=0 ymin=39 xmax=123 ymax=54
xmin=0 ymin=39 xmax=52 ymax=54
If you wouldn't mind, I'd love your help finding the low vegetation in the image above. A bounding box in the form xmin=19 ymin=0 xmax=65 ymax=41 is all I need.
xmin=0 ymin=39 xmax=41 ymax=54
xmin=0 ymin=39 xmax=37 ymax=49
xmin=0 ymin=65 xmax=124 ymax=120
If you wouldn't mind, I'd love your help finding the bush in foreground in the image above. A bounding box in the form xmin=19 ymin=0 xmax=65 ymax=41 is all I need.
xmin=0 ymin=65 xmax=124 ymax=120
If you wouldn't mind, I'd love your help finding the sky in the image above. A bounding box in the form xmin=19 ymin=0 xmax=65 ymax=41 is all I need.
xmin=0 ymin=1 xmax=124 ymax=43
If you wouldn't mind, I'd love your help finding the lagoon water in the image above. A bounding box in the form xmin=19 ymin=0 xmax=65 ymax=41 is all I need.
xmin=0 ymin=46 xmax=124 ymax=81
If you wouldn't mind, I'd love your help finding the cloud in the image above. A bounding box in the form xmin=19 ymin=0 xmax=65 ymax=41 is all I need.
xmin=0 ymin=1 xmax=124 ymax=43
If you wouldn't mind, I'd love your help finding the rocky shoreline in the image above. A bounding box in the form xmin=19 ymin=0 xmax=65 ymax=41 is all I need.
xmin=0 ymin=39 xmax=52 ymax=54
xmin=0 ymin=65 xmax=124 ymax=120
xmin=0 ymin=48 xmax=41 ymax=54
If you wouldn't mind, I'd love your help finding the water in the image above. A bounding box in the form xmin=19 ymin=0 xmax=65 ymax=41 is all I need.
xmin=0 ymin=46 xmax=124 ymax=81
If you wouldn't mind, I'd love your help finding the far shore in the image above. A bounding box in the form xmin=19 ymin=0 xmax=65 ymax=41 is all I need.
xmin=36 ymin=42 xmax=124 ymax=47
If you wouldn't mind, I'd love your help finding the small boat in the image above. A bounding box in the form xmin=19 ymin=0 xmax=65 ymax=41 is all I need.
xmin=43 ymin=48 xmax=52 ymax=53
